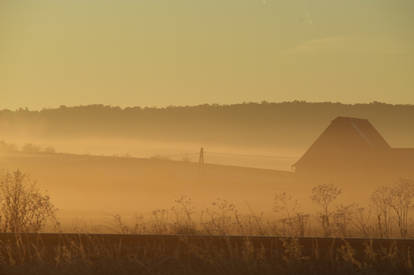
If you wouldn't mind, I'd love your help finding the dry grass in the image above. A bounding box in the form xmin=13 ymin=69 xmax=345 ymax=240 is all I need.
xmin=0 ymin=168 xmax=413 ymax=274
xmin=0 ymin=234 xmax=413 ymax=275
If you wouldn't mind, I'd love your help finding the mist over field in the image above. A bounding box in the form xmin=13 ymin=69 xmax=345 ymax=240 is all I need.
xmin=0 ymin=101 xmax=412 ymax=229
xmin=2 ymin=0 xmax=414 ymax=273
xmin=1 ymin=101 xmax=414 ymax=167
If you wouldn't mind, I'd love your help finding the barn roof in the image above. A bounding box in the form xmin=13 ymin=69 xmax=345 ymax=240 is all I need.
xmin=390 ymin=148 xmax=414 ymax=161
xmin=293 ymin=117 xmax=391 ymax=168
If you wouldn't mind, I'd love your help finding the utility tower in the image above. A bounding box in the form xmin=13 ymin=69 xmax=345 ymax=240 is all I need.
xmin=199 ymin=147 xmax=205 ymax=166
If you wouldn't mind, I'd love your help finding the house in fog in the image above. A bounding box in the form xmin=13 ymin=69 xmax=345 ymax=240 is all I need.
xmin=293 ymin=117 xmax=414 ymax=183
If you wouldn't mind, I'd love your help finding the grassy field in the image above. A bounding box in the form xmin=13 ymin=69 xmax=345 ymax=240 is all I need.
xmin=0 ymin=151 xmax=295 ymax=219
xmin=1 ymin=151 xmax=411 ymax=274
xmin=1 ymin=233 xmax=413 ymax=275
xmin=0 ymin=151 xmax=387 ymax=233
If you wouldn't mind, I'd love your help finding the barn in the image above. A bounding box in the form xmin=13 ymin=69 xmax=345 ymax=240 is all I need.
xmin=293 ymin=117 xmax=414 ymax=183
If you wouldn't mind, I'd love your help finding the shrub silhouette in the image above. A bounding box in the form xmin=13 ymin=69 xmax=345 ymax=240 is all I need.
xmin=311 ymin=184 xmax=342 ymax=237
xmin=0 ymin=170 xmax=56 ymax=233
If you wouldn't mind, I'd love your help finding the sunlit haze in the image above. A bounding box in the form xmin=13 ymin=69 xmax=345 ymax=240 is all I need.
xmin=1 ymin=0 xmax=414 ymax=110
xmin=1 ymin=3 xmax=414 ymax=273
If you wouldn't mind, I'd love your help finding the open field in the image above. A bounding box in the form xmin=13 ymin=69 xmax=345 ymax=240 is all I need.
xmin=0 ymin=152 xmax=295 ymax=221
xmin=0 ymin=151 xmax=387 ymax=230
xmin=1 ymin=233 xmax=414 ymax=275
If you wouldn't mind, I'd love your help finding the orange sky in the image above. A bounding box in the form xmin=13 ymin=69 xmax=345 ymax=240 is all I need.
xmin=1 ymin=0 xmax=413 ymax=109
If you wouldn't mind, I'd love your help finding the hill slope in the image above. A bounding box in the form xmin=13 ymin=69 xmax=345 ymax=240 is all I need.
xmin=0 ymin=152 xmax=294 ymax=216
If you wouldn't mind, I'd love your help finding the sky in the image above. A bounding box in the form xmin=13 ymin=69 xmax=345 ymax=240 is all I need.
xmin=1 ymin=0 xmax=413 ymax=110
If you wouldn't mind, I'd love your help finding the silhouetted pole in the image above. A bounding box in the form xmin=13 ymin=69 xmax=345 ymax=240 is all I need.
xmin=199 ymin=147 xmax=205 ymax=166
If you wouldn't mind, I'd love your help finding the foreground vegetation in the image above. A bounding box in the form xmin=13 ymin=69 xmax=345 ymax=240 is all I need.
xmin=110 ymin=180 xmax=414 ymax=240
xmin=1 ymin=233 xmax=414 ymax=275
xmin=1 ymin=169 xmax=414 ymax=239
xmin=1 ymin=169 xmax=414 ymax=274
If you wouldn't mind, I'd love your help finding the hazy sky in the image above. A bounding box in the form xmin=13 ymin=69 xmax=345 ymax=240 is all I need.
xmin=1 ymin=0 xmax=413 ymax=109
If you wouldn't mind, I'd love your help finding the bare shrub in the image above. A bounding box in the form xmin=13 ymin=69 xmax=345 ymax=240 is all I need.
xmin=352 ymin=207 xmax=376 ymax=238
xmin=332 ymin=204 xmax=356 ymax=237
xmin=274 ymin=192 xmax=309 ymax=237
xmin=171 ymin=195 xmax=198 ymax=234
xmin=112 ymin=214 xmax=147 ymax=234
xmin=151 ymin=209 xmax=170 ymax=234
xmin=371 ymin=185 xmax=393 ymax=238
xmin=201 ymin=198 xmax=238 ymax=235
xmin=311 ymin=184 xmax=341 ymax=237
xmin=388 ymin=179 xmax=414 ymax=238
xmin=372 ymin=179 xmax=414 ymax=238
xmin=0 ymin=170 xmax=57 ymax=233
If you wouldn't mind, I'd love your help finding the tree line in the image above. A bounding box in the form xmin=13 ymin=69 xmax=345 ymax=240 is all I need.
xmin=1 ymin=101 xmax=413 ymax=148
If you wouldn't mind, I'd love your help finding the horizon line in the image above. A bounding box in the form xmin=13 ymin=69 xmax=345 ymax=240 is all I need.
xmin=2 ymin=100 xmax=414 ymax=112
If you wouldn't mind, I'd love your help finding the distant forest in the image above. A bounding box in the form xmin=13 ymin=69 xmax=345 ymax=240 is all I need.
xmin=1 ymin=102 xmax=413 ymax=149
